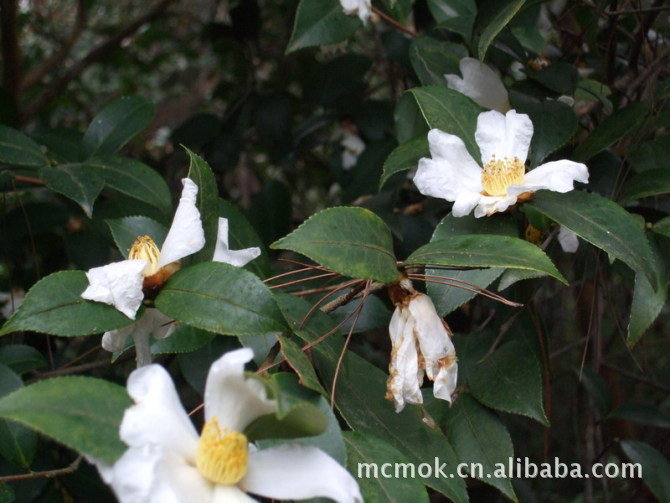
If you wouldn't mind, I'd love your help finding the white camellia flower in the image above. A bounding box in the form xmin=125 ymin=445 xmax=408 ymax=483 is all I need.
xmin=445 ymin=57 xmax=510 ymax=113
xmin=413 ymin=109 xmax=589 ymax=218
xmin=95 ymin=347 xmax=363 ymax=503
xmin=339 ymin=0 xmax=371 ymax=24
xmin=558 ymin=226 xmax=579 ymax=253
xmin=386 ymin=279 xmax=458 ymax=412
xmin=340 ymin=131 xmax=365 ymax=170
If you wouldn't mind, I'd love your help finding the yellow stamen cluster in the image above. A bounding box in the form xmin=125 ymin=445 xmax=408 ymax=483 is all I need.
xmin=196 ymin=417 xmax=249 ymax=486
xmin=129 ymin=236 xmax=161 ymax=277
xmin=481 ymin=155 xmax=525 ymax=197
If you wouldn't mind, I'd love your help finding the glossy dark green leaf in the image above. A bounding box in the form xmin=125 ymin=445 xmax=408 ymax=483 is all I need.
xmin=39 ymin=164 xmax=105 ymax=217
xmin=278 ymin=336 xmax=323 ymax=392
xmin=344 ymin=432 xmax=430 ymax=503
xmin=0 ymin=271 xmax=134 ymax=337
xmin=271 ymin=206 xmax=399 ymax=283
xmin=89 ymin=155 xmax=172 ymax=215
xmin=286 ymin=0 xmax=361 ymax=53
xmin=151 ymin=324 xmax=214 ymax=355
xmin=0 ymin=344 xmax=47 ymax=375
xmin=0 ymin=376 xmax=131 ymax=463
xmin=529 ymin=190 xmax=657 ymax=288
xmin=438 ymin=393 xmax=515 ymax=499
xmin=378 ymin=0 xmax=413 ymax=22
xmin=469 ymin=341 xmax=549 ymax=425
xmin=619 ymin=169 xmax=670 ymax=203
xmin=82 ymin=96 xmax=155 ymax=158
xmin=245 ymin=373 xmax=327 ymax=440
xmin=406 ymin=234 xmax=567 ymax=285
xmin=409 ymin=36 xmax=465 ymax=87
xmin=155 ymin=262 xmax=287 ymax=335
xmin=526 ymin=62 xmax=578 ymax=95
xmin=427 ymin=0 xmax=476 ymax=39
xmin=409 ymin=86 xmax=482 ymax=161
xmin=0 ymin=125 xmax=49 ymax=167
xmin=620 ymin=440 xmax=670 ymax=503
xmin=186 ymin=148 xmax=219 ymax=264
xmin=379 ymin=136 xmax=428 ymax=190
xmin=0 ymin=364 xmax=36 ymax=468
xmin=475 ymin=0 xmax=525 ymax=59
xmin=106 ymin=216 xmax=168 ymax=258
xmin=652 ymin=217 xmax=670 ymax=238
xmin=573 ymin=102 xmax=650 ymax=162
xmin=608 ymin=403 xmax=670 ymax=429
xmin=394 ymin=92 xmax=429 ymax=144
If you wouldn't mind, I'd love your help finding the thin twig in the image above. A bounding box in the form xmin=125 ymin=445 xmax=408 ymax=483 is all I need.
xmin=0 ymin=456 xmax=82 ymax=482
xmin=371 ymin=6 xmax=418 ymax=37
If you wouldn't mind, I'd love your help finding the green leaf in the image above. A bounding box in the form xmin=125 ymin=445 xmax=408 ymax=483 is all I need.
xmin=271 ymin=206 xmax=399 ymax=283
xmin=0 ymin=482 xmax=14 ymax=503
xmin=38 ymin=164 xmax=105 ymax=217
xmin=286 ymin=0 xmax=361 ymax=53
xmin=344 ymin=432 xmax=430 ymax=503
xmin=0 ymin=345 xmax=47 ymax=375
xmin=405 ymin=234 xmax=567 ymax=285
xmin=394 ymin=92 xmax=429 ymax=144
xmin=106 ymin=216 xmax=168 ymax=258
xmin=652 ymin=217 xmax=670 ymax=238
xmin=619 ymin=168 xmax=670 ymax=203
xmin=437 ymin=393 xmax=516 ymax=499
xmin=425 ymin=214 xmax=516 ymax=316
xmin=278 ymin=336 xmax=323 ymax=392
xmin=151 ymin=324 xmax=214 ymax=355
xmin=380 ymin=136 xmax=428 ymax=190
xmin=515 ymin=98 xmax=579 ymax=168
xmin=576 ymin=367 xmax=611 ymax=415
xmin=427 ymin=0 xmax=476 ymax=40
xmin=529 ymin=190 xmax=658 ymax=288
xmin=475 ymin=0 xmax=526 ymax=60
xmin=408 ymin=86 xmax=482 ymax=161
xmin=620 ymin=440 xmax=670 ymax=503
xmin=155 ymin=262 xmax=287 ymax=335
xmin=573 ymin=102 xmax=650 ymax=162
xmin=526 ymin=62 xmax=578 ymax=95
xmin=0 ymin=125 xmax=49 ymax=167
xmin=0 ymin=271 xmax=134 ymax=337
xmin=0 ymin=364 xmax=36 ymax=468
xmin=276 ymin=293 xmax=468 ymax=503
xmin=0 ymin=376 xmax=131 ymax=463
xmin=186 ymin=148 xmax=219 ymax=264
xmin=89 ymin=155 xmax=172 ymax=215
xmin=469 ymin=341 xmax=549 ymax=425
xmin=82 ymin=96 xmax=155 ymax=158
xmin=246 ymin=373 xmax=327 ymax=440
xmin=409 ymin=37 xmax=466 ymax=87
xmin=608 ymin=403 xmax=670 ymax=429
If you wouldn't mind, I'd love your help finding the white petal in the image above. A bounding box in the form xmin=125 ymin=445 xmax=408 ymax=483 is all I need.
xmin=433 ymin=362 xmax=458 ymax=404
xmin=413 ymin=129 xmax=482 ymax=202
xmin=408 ymin=294 xmax=456 ymax=382
xmin=158 ymin=178 xmax=206 ymax=268
xmin=241 ymin=444 xmax=362 ymax=503
xmin=476 ymin=110 xmax=533 ymax=164
xmin=445 ymin=57 xmax=510 ymax=113
xmin=387 ymin=307 xmax=423 ymax=412
xmin=341 ymin=132 xmax=365 ymax=170
xmin=558 ymin=226 xmax=579 ymax=253
xmin=212 ymin=485 xmax=258 ymax=503
xmin=100 ymin=309 xmax=175 ymax=353
xmin=516 ymin=159 xmax=589 ymax=194
xmin=213 ymin=218 xmax=261 ymax=267
xmin=339 ymin=0 xmax=371 ymax=23
xmin=102 ymin=324 xmax=136 ymax=352
xmin=203 ymin=348 xmax=276 ymax=432
xmin=473 ymin=194 xmax=519 ymax=218
xmin=452 ymin=190 xmax=483 ymax=217
xmin=121 ymin=364 xmax=199 ymax=461
xmin=146 ymin=308 xmax=177 ymax=340
xmin=81 ymin=260 xmax=148 ymax=319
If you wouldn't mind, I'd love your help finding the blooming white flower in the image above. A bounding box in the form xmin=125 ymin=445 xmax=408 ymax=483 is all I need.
xmin=413 ymin=109 xmax=589 ymax=218
xmin=386 ymin=280 xmax=458 ymax=412
xmin=95 ymin=347 xmax=362 ymax=503
xmin=445 ymin=57 xmax=510 ymax=113
xmin=339 ymin=0 xmax=371 ymax=24
xmin=340 ymin=131 xmax=365 ymax=170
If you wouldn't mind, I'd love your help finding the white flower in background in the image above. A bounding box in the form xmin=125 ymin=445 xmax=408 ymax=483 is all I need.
xmin=413 ymin=109 xmax=589 ymax=218
xmin=340 ymin=131 xmax=365 ymax=170
xmin=558 ymin=226 xmax=579 ymax=253
xmin=95 ymin=348 xmax=362 ymax=503
xmin=339 ymin=0 xmax=371 ymax=24
xmin=445 ymin=57 xmax=510 ymax=113
xmin=386 ymin=279 xmax=458 ymax=412
xmin=0 ymin=287 xmax=24 ymax=319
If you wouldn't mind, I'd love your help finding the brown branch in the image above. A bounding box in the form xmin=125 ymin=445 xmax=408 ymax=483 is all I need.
xmin=371 ymin=6 xmax=417 ymax=38
xmin=21 ymin=0 xmax=89 ymax=92
xmin=22 ymin=0 xmax=179 ymax=123
xmin=0 ymin=456 xmax=82 ymax=482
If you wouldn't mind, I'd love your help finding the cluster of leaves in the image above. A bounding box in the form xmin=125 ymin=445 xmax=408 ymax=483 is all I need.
xmin=1 ymin=0 xmax=670 ymax=502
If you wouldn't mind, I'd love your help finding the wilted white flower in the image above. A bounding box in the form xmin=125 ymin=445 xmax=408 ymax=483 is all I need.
xmin=445 ymin=57 xmax=510 ymax=113
xmin=339 ymin=0 xmax=371 ymax=24
xmin=95 ymin=348 xmax=362 ymax=503
xmin=413 ymin=109 xmax=589 ymax=218
xmin=386 ymin=279 xmax=458 ymax=412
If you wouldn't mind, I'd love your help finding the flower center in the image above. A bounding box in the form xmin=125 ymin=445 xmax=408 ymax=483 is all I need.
xmin=196 ymin=417 xmax=249 ymax=486
xmin=481 ymin=155 xmax=525 ymax=197
xmin=129 ymin=236 xmax=161 ymax=276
